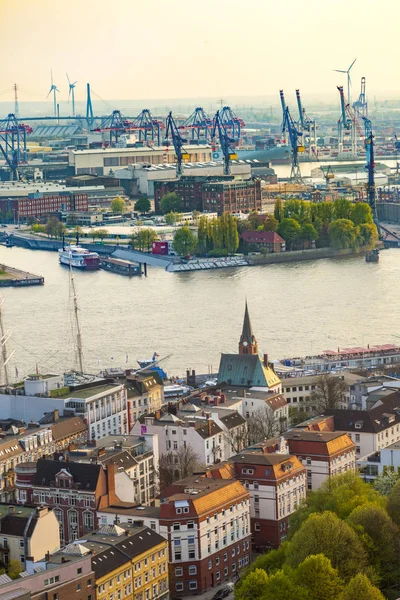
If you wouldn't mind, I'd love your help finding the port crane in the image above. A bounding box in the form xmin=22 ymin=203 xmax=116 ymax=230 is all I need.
xmin=362 ymin=116 xmax=379 ymax=231
xmin=219 ymin=106 xmax=244 ymax=140
xmin=353 ymin=77 xmax=368 ymax=118
xmin=131 ymin=109 xmax=164 ymax=146
xmin=165 ymin=111 xmax=190 ymax=177
xmin=180 ymin=107 xmax=213 ymax=142
xmin=295 ymin=89 xmax=317 ymax=158
xmin=337 ymin=86 xmax=357 ymax=158
xmin=282 ymin=106 xmax=304 ymax=183
xmin=92 ymin=110 xmax=135 ymax=145
xmin=0 ymin=114 xmax=32 ymax=180
xmin=279 ymin=90 xmax=286 ymax=123
xmin=211 ymin=110 xmax=238 ymax=176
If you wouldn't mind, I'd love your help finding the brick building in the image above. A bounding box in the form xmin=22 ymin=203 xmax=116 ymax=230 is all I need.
xmin=154 ymin=177 xmax=209 ymax=213
xmin=159 ymin=476 xmax=251 ymax=596
xmin=0 ymin=191 xmax=88 ymax=222
xmin=15 ymin=458 xmax=121 ymax=543
xmin=241 ymin=230 xmax=286 ymax=253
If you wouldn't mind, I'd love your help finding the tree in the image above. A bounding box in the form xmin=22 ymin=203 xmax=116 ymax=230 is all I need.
xmin=328 ymin=218 xmax=358 ymax=250
xmin=277 ymin=218 xmax=302 ymax=250
xmin=351 ymin=202 xmax=373 ymax=226
xmin=165 ymin=212 xmax=177 ymax=226
xmin=8 ymin=559 xmax=23 ymax=580
xmin=373 ymin=470 xmax=400 ymax=495
xmin=111 ymin=196 xmax=126 ymax=214
xmin=247 ymin=405 xmax=285 ymax=444
xmin=235 ymin=568 xmax=269 ymax=600
xmin=91 ymin=230 xmax=99 ymax=243
xmin=386 ymin=479 xmax=400 ymax=527
xmin=134 ymin=228 xmax=158 ymax=252
xmin=134 ymin=197 xmax=151 ymax=213
xmin=301 ymin=223 xmax=318 ymax=248
xmin=261 ymin=570 xmax=308 ymax=600
xmin=248 ymin=211 xmax=262 ymax=230
xmin=158 ymin=445 xmax=204 ymax=492
xmin=223 ymin=423 xmax=249 ymax=454
xmin=96 ymin=229 xmax=109 ymax=241
xmin=358 ymin=223 xmax=378 ymax=249
xmin=286 ymin=511 xmax=368 ymax=581
xmin=338 ymin=573 xmax=385 ymax=600
xmin=308 ymin=373 xmax=348 ymax=413
xmin=284 ymin=199 xmax=311 ymax=224
xmin=160 ymin=192 xmax=183 ymax=214
xmin=6 ymin=209 xmax=13 ymax=223
xmin=173 ymin=226 xmax=197 ymax=257
xmin=192 ymin=210 xmax=201 ymax=225
xmin=263 ymin=215 xmax=279 ymax=232
xmin=274 ymin=198 xmax=284 ymax=222
xmin=223 ymin=213 xmax=239 ymax=254
xmin=292 ymin=554 xmax=343 ymax=600
xmin=334 ymin=199 xmax=353 ymax=220
xmin=347 ymin=502 xmax=400 ymax=587
xmin=72 ymin=225 xmax=84 ymax=240
xmin=31 ymin=223 xmax=46 ymax=234
xmin=67 ymin=212 xmax=78 ymax=226
xmin=46 ymin=216 xmax=65 ymax=239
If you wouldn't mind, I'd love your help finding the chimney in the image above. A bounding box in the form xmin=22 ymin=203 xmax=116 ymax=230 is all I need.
xmin=264 ymin=354 xmax=268 ymax=367
xmin=208 ymin=418 xmax=213 ymax=436
xmin=53 ymin=409 xmax=59 ymax=422
xmin=106 ymin=462 xmax=119 ymax=505
xmin=45 ymin=551 xmax=50 ymax=562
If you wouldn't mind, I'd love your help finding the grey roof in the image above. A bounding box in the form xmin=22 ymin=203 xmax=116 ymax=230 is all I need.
xmin=34 ymin=458 xmax=101 ymax=491
xmin=219 ymin=412 xmax=246 ymax=430
xmin=195 ymin=421 xmax=222 ymax=439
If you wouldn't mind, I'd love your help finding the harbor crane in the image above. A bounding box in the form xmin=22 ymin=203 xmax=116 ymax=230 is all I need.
xmin=211 ymin=110 xmax=238 ymax=176
xmin=66 ymin=73 xmax=77 ymax=118
xmin=353 ymin=77 xmax=368 ymax=118
xmin=92 ymin=110 xmax=134 ymax=145
xmin=362 ymin=116 xmax=379 ymax=230
xmin=180 ymin=107 xmax=213 ymax=142
xmin=334 ymin=58 xmax=356 ymax=106
xmin=337 ymin=85 xmax=357 ymax=158
xmin=131 ymin=109 xmax=164 ymax=146
xmin=47 ymin=70 xmax=59 ymax=118
xmin=282 ymin=105 xmax=304 ymax=183
xmin=279 ymin=90 xmax=286 ymax=123
xmin=295 ymin=89 xmax=317 ymax=157
xmin=165 ymin=111 xmax=190 ymax=177
xmin=219 ymin=106 xmax=244 ymax=140
xmin=0 ymin=114 xmax=32 ymax=180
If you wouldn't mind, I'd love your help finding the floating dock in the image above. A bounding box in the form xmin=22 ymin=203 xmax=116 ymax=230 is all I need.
xmin=99 ymin=257 xmax=143 ymax=277
xmin=0 ymin=264 xmax=44 ymax=287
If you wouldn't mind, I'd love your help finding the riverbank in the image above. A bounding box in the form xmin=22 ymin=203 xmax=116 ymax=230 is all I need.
xmin=247 ymin=243 xmax=384 ymax=266
xmin=0 ymin=264 xmax=44 ymax=287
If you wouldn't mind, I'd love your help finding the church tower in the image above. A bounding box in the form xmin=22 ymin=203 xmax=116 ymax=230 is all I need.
xmin=239 ymin=302 xmax=258 ymax=355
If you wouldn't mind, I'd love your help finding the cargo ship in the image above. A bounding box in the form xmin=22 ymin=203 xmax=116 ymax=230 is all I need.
xmin=212 ymin=142 xmax=290 ymax=164
xmin=58 ymin=245 xmax=100 ymax=270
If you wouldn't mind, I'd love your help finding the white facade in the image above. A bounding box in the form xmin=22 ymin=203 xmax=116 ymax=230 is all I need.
xmin=97 ymin=509 xmax=161 ymax=533
xmin=300 ymin=450 xmax=356 ymax=491
xmin=244 ymin=470 xmax=306 ymax=522
xmin=347 ymin=419 xmax=400 ymax=460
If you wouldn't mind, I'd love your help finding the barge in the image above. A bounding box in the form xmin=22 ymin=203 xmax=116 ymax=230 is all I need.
xmin=99 ymin=257 xmax=142 ymax=276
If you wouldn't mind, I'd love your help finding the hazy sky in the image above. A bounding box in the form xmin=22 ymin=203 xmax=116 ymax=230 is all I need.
xmin=1 ymin=0 xmax=399 ymax=106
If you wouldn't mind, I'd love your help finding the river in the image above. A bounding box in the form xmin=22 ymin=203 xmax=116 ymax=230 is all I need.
xmin=1 ymin=246 xmax=400 ymax=380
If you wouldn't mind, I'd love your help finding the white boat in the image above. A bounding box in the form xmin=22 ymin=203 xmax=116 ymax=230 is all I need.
xmin=58 ymin=245 xmax=100 ymax=270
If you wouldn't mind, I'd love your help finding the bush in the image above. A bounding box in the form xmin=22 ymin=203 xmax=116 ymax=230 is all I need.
xmin=207 ymin=248 xmax=228 ymax=258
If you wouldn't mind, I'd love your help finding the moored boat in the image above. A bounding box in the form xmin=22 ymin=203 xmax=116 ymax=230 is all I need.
xmin=58 ymin=245 xmax=100 ymax=270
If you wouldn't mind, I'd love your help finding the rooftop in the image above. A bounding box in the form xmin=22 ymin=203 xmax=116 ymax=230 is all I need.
xmin=60 ymin=383 xmax=121 ymax=401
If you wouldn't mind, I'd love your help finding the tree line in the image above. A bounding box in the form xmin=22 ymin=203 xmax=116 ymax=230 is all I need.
xmin=236 ymin=471 xmax=400 ymax=600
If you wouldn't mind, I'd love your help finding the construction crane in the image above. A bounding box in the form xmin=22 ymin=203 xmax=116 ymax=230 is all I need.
xmin=295 ymin=89 xmax=317 ymax=157
xmin=92 ymin=110 xmax=134 ymax=145
xmin=165 ymin=111 xmax=190 ymax=177
xmin=353 ymin=77 xmax=368 ymax=117
xmin=219 ymin=106 xmax=244 ymax=140
xmin=131 ymin=109 xmax=164 ymax=146
xmin=282 ymin=106 xmax=304 ymax=183
xmin=0 ymin=114 xmax=32 ymax=180
xmin=180 ymin=107 xmax=213 ymax=142
xmin=362 ymin=116 xmax=380 ymax=237
xmin=211 ymin=110 xmax=238 ymax=176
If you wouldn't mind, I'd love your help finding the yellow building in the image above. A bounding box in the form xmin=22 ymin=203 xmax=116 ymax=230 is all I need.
xmin=59 ymin=524 xmax=168 ymax=600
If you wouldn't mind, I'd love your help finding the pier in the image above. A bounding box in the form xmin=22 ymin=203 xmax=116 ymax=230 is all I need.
xmin=0 ymin=264 xmax=44 ymax=287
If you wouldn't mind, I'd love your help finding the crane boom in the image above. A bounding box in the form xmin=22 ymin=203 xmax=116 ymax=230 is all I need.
xmin=165 ymin=112 xmax=189 ymax=177
xmin=211 ymin=111 xmax=238 ymax=176
xmin=295 ymin=90 xmax=305 ymax=128
xmin=282 ymin=106 xmax=304 ymax=183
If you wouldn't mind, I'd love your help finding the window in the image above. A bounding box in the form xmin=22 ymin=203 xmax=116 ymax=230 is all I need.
xmin=174 ymin=552 xmax=181 ymax=560
xmin=188 ymin=536 xmax=195 ymax=545
xmin=189 ymin=581 xmax=197 ymax=591
xmin=188 ymin=566 xmax=197 ymax=575
xmin=76 ymin=584 xmax=81 ymax=591
xmin=187 ymin=521 xmax=194 ymax=529
xmin=255 ymin=523 xmax=260 ymax=531
xmin=19 ymin=539 xmax=24 ymax=548
xmin=355 ymin=433 xmax=360 ymax=442
xmin=173 ymin=523 xmax=180 ymax=531
xmin=208 ymin=560 xmax=212 ymax=570
xmin=77 ymin=567 xmax=82 ymax=575
xmin=223 ymin=552 xmax=228 ymax=562
xmin=189 ymin=550 xmax=195 ymax=559
xmin=175 ymin=567 xmax=183 ymax=577
xmin=176 ymin=583 xmax=184 ymax=592
xmin=224 ymin=567 xmax=229 ymax=577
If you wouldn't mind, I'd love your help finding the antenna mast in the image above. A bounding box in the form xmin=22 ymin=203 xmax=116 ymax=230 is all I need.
xmin=70 ymin=269 xmax=84 ymax=373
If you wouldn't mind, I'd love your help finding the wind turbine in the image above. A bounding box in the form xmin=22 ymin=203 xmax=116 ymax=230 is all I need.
xmin=66 ymin=73 xmax=77 ymax=117
xmin=47 ymin=70 xmax=59 ymax=117
xmin=334 ymin=58 xmax=356 ymax=105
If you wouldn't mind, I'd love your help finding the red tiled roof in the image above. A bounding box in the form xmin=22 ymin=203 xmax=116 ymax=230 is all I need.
xmin=241 ymin=230 xmax=285 ymax=244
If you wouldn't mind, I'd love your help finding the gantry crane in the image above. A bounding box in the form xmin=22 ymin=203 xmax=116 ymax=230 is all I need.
xmin=282 ymin=106 xmax=304 ymax=183
xmin=131 ymin=109 xmax=165 ymax=146
xmin=92 ymin=110 xmax=134 ymax=145
xmin=337 ymin=86 xmax=357 ymax=158
xmin=353 ymin=77 xmax=368 ymax=118
xmin=219 ymin=106 xmax=245 ymax=140
xmin=295 ymin=89 xmax=317 ymax=158
xmin=180 ymin=107 xmax=213 ymax=142
xmin=279 ymin=90 xmax=286 ymax=123
xmin=211 ymin=110 xmax=238 ymax=176
xmin=0 ymin=114 xmax=32 ymax=180
xmin=165 ymin=112 xmax=190 ymax=177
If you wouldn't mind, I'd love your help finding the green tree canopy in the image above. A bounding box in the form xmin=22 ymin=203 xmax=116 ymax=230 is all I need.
xmin=284 ymin=199 xmax=311 ymax=224
xmin=165 ymin=212 xmax=177 ymax=226
xmin=328 ymin=218 xmax=358 ymax=249
xmin=45 ymin=216 xmax=65 ymax=239
xmin=72 ymin=225 xmax=84 ymax=239
xmin=373 ymin=470 xmax=400 ymax=496
xmin=263 ymin=215 xmax=279 ymax=232
xmin=351 ymin=202 xmax=373 ymax=226
xmin=173 ymin=226 xmax=197 ymax=256
xmin=94 ymin=228 xmax=108 ymax=241
xmin=160 ymin=192 xmax=183 ymax=214
xmin=386 ymin=479 xmax=400 ymax=527
xmin=111 ymin=196 xmax=126 ymax=214
xmin=286 ymin=511 xmax=368 ymax=581
xmin=8 ymin=559 xmax=23 ymax=580
xmin=338 ymin=573 xmax=385 ymax=600
xmin=274 ymin=198 xmax=284 ymax=222
xmin=134 ymin=197 xmax=151 ymax=213
xmin=358 ymin=223 xmax=378 ymax=249
xmin=301 ymin=223 xmax=318 ymax=242
xmin=131 ymin=228 xmax=158 ymax=252
xmin=292 ymin=554 xmax=343 ymax=600
xmin=235 ymin=568 xmax=269 ymax=600
xmin=334 ymin=198 xmax=353 ymax=220
xmin=261 ymin=570 xmax=308 ymax=600
xmin=248 ymin=211 xmax=262 ymax=230
xmin=277 ymin=218 xmax=302 ymax=249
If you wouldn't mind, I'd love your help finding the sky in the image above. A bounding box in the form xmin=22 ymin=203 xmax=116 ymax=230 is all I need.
xmin=1 ymin=0 xmax=400 ymax=109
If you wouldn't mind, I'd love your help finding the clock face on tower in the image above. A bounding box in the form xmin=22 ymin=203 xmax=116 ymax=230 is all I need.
xmin=243 ymin=341 xmax=248 ymax=347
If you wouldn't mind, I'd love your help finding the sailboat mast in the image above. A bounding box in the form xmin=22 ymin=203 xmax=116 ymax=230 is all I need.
xmin=0 ymin=298 xmax=9 ymax=385
xmin=70 ymin=268 xmax=84 ymax=373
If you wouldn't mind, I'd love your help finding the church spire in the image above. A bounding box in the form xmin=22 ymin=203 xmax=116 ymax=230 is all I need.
xmin=239 ymin=301 xmax=258 ymax=355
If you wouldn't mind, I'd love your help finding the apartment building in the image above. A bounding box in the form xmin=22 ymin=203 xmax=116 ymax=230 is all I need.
xmin=159 ymin=476 xmax=251 ymax=595
xmin=124 ymin=371 xmax=164 ymax=429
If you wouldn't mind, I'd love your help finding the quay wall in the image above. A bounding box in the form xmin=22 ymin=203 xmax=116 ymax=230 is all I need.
xmin=377 ymin=203 xmax=400 ymax=223
xmin=247 ymin=244 xmax=383 ymax=266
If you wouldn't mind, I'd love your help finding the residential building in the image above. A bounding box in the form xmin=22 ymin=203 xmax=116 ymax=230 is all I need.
xmin=360 ymin=440 xmax=400 ymax=482
xmin=0 ymin=191 xmax=88 ymax=222
xmin=15 ymin=458 xmax=122 ymax=543
xmin=0 ymin=553 xmax=95 ymax=600
xmin=159 ymin=476 xmax=251 ymax=595
xmin=202 ymin=178 xmax=262 ymax=215
xmin=98 ymin=504 xmax=162 ymax=533
xmin=217 ymin=303 xmax=282 ymax=393
xmin=123 ymin=371 xmax=164 ymax=430
xmin=51 ymin=524 xmax=169 ymax=600
xmin=0 ymin=504 xmax=60 ymax=570
xmin=349 ymin=375 xmax=400 ymax=410
xmin=241 ymin=230 xmax=286 ymax=253
xmin=205 ymin=445 xmax=306 ymax=550
xmin=0 ymin=374 xmax=128 ymax=442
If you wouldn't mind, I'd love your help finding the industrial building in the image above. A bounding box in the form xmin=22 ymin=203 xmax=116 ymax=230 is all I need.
xmin=68 ymin=144 xmax=214 ymax=176
xmin=0 ymin=189 xmax=88 ymax=222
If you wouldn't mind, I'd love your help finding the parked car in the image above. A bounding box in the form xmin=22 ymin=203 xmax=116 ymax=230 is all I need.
xmin=212 ymin=584 xmax=234 ymax=600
